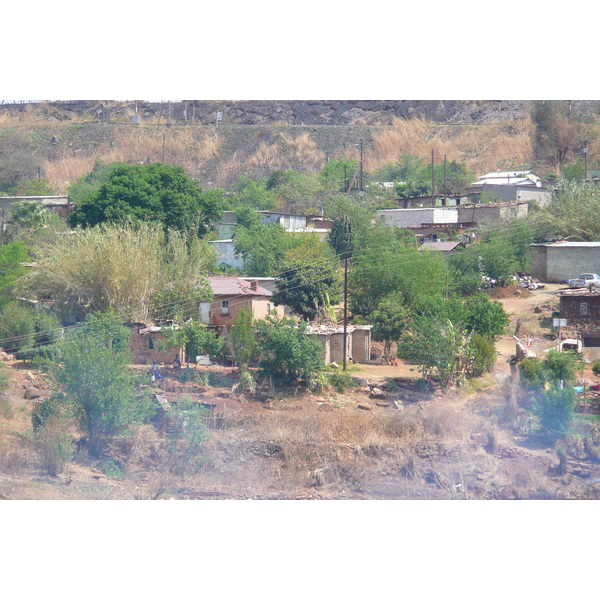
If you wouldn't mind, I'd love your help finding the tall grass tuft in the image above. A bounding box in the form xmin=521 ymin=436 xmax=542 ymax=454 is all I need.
xmin=20 ymin=222 xmax=217 ymax=323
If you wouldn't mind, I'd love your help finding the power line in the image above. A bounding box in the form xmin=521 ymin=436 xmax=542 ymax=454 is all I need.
xmin=0 ymin=221 xmax=541 ymax=350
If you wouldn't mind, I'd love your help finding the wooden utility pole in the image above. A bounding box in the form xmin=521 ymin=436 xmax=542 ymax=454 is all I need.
xmin=443 ymin=154 xmax=447 ymax=196
xmin=343 ymin=256 xmax=348 ymax=371
xmin=359 ymin=140 xmax=364 ymax=193
xmin=431 ymin=149 xmax=435 ymax=202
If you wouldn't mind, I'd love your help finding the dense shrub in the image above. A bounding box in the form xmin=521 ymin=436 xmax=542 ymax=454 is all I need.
xmin=469 ymin=334 xmax=496 ymax=377
xmin=532 ymin=385 xmax=576 ymax=438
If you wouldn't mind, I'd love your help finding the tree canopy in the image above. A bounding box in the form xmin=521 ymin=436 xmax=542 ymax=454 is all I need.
xmin=272 ymin=237 xmax=342 ymax=321
xmin=69 ymin=162 xmax=223 ymax=236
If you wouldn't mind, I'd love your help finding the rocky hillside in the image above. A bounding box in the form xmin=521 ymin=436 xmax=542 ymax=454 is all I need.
xmin=0 ymin=99 xmax=536 ymax=125
xmin=2 ymin=100 xmax=600 ymax=191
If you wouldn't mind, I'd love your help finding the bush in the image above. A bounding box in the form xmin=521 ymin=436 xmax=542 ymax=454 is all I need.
xmin=519 ymin=358 xmax=548 ymax=390
xmin=32 ymin=397 xmax=64 ymax=430
xmin=469 ymin=334 xmax=496 ymax=377
xmin=327 ymin=371 xmax=357 ymax=394
xmin=256 ymin=313 xmax=324 ymax=386
xmin=532 ymin=385 xmax=576 ymax=438
xmin=592 ymin=361 xmax=600 ymax=377
xmin=544 ymin=350 xmax=582 ymax=384
xmin=100 ymin=457 xmax=126 ymax=480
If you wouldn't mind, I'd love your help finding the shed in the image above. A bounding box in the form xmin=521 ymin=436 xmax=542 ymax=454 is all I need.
xmin=530 ymin=241 xmax=600 ymax=283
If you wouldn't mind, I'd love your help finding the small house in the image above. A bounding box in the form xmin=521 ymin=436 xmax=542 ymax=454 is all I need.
xmin=126 ymin=322 xmax=184 ymax=365
xmin=530 ymin=241 xmax=600 ymax=283
xmin=200 ymin=277 xmax=285 ymax=333
xmin=305 ymin=324 xmax=373 ymax=365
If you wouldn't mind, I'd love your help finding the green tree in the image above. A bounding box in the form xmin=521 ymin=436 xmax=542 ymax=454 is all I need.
xmin=8 ymin=178 xmax=58 ymax=197
xmin=266 ymin=169 xmax=323 ymax=213
xmin=4 ymin=201 xmax=65 ymax=243
xmin=349 ymin=226 xmax=450 ymax=317
xmin=371 ymin=154 xmax=474 ymax=197
xmin=319 ymin=158 xmax=359 ymax=191
xmin=447 ymin=246 xmax=485 ymax=296
xmin=519 ymin=351 xmax=582 ymax=391
xmin=469 ymin=333 xmax=497 ymax=377
xmin=0 ymin=301 xmax=36 ymax=355
xmin=462 ymin=292 xmax=510 ymax=340
xmin=543 ymin=349 xmax=582 ymax=384
xmin=532 ymin=385 xmax=576 ymax=438
xmin=397 ymin=315 xmax=467 ymax=386
xmin=272 ymin=237 xmax=342 ymax=321
xmin=47 ymin=311 xmax=155 ymax=456
xmin=230 ymin=176 xmax=277 ymax=211
xmin=476 ymin=231 xmax=520 ymax=286
xmin=327 ymin=215 xmax=354 ymax=260
xmin=233 ymin=222 xmax=300 ymax=276
xmin=230 ymin=306 xmax=259 ymax=371
xmin=67 ymin=160 xmax=123 ymax=206
xmin=0 ymin=240 xmax=30 ymax=305
xmin=256 ymin=313 xmax=324 ymax=385
xmin=162 ymin=320 xmax=228 ymax=364
xmin=529 ymin=180 xmax=600 ymax=242
xmin=69 ymin=162 xmax=223 ymax=237
xmin=323 ymin=195 xmax=374 ymax=252
xmin=370 ymin=293 xmax=409 ymax=363
xmin=0 ymin=303 xmax=61 ymax=361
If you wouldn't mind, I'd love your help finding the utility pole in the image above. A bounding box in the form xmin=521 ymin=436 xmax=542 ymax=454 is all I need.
xmin=443 ymin=154 xmax=447 ymax=197
xmin=343 ymin=255 xmax=348 ymax=371
xmin=431 ymin=149 xmax=435 ymax=202
xmin=584 ymin=141 xmax=588 ymax=181
xmin=162 ymin=133 xmax=166 ymax=162
xmin=359 ymin=140 xmax=364 ymax=194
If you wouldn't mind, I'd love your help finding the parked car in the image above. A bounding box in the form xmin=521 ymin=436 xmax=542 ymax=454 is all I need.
xmin=567 ymin=273 xmax=600 ymax=288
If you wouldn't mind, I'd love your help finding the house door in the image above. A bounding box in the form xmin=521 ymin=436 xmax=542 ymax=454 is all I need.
xmin=199 ymin=303 xmax=210 ymax=324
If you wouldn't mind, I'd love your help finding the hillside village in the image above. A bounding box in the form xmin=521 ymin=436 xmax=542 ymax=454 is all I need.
xmin=3 ymin=99 xmax=600 ymax=500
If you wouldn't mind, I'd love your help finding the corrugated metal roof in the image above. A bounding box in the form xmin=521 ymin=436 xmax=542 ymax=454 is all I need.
xmin=479 ymin=171 xmax=532 ymax=178
xmin=531 ymin=241 xmax=600 ymax=247
xmin=208 ymin=276 xmax=273 ymax=297
xmin=419 ymin=241 xmax=462 ymax=252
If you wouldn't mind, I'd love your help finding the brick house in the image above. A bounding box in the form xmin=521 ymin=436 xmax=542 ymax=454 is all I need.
xmin=305 ymin=324 xmax=373 ymax=365
xmin=200 ymin=277 xmax=285 ymax=334
xmin=126 ymin=323 xmax=184 ymax=365
xmin=558 ymin=288 xmax=600 ymax=326
xmin=558 ymin=288 xmax=600 ymax=360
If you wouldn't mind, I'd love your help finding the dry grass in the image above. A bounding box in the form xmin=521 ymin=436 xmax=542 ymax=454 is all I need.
xmin=39 ymin=127 xmax=223 ymax=192
xmin=279 ymin=132 xmax=324 ymax=166
xmin=368 ymin=116 xmax=535 ymax=175
xmin=43 ymin=156 xmax=97 ymax=191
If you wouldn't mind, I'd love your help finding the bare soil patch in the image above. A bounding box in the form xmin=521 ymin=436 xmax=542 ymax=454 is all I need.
xmin=2 ymin=285 xmax=600 ymax=500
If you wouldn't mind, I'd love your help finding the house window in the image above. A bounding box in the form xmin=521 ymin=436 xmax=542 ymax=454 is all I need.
xmin=149 ymin=337 xmax=155 ymax=349
xmin=580 ymin=302 xmax=588 ymax=316
xmin=221 ymin=299 xmax=230 ymax=315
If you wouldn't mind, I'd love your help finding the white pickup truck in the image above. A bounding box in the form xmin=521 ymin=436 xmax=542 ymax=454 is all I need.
xmin=567 ymin=273 xmax=600 ymax=288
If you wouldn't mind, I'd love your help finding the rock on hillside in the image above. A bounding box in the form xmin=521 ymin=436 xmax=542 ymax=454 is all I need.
xmin=0 ymin=99 xmax=537 ymax=126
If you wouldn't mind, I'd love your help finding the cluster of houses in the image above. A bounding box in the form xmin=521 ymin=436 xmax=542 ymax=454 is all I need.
xmin=127 ymin=276 xmax=373 ymax=367
xmin=11 ymin=170 xmax=600 ymax=368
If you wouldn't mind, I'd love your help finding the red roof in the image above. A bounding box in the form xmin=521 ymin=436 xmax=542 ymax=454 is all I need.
xmin=208 ymin=276 xmax=273 ymax=297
